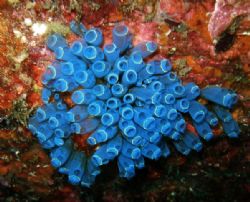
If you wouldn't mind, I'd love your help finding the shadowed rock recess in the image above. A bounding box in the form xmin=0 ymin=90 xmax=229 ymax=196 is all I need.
xmin=28 ymin=21 xmax=240 ymax=188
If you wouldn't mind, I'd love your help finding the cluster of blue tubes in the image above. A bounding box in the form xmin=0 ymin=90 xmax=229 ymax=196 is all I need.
xmin=28 ymin=21 xmax=240 ymax=187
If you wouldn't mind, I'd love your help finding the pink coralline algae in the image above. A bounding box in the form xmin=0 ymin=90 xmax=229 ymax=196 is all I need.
xmin=208 ymin=0 xmax=250 ymax=40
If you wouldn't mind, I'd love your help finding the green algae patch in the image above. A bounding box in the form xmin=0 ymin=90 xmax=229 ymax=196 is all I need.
xmin=7 ymin=0 xmax=20 ymax=7
xmin=46 ymin=22 xmax=70 ymax=37
xmin=174 ymin=59 xmax=192 ymax=77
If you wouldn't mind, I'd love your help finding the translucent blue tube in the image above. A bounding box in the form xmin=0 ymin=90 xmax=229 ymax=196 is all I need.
xmin=104 ymin=43 xmax=120 ymax=63
xmin=36 ymin=124 xmax=54 ymax=143
xmin=105 ymin=71 xmax=119 ymax=85
xmin=173 ymin=141 xmax=191 ymax=155
xmin=182 ymin=131 xmax=203 ymax=152
xmin=205 ymin=111 xmax=219 ymax=127
xmin=170 ymin=113 xmax=186 ymax=133
xmin=91 ymin=61 xmax=111 ymax=78
xmin=118 ymin=155 xmax=135 ymax=178
xmin=70 ymin=20 xmax=82 ymax=35
xmin=106 ymin=135 xmax=123 ymax=159
xmin=53 ymin=93 xmax=61 ymax=101
xmin=118 ymin=119 xmax=137 ymax=138
xmin=56 ymin=100 xmax=68 ymax=111
xmin=141 ymin=142 xmax=161 ymax=160
xmin=184 ymin=82 xmax=200 ymax=100
xmin=48 ymin=112 xmax=67 ymax=129
xmin=70 ymin=40 xmax=87 ymax=58
xmin=70 ymin=20 xmax=87 ymax=36
xmin=164 ymin=105 xmax=178 ymax=120
xmin=83 ymin=46 xmax=104 ymax=63
xmin=41 ymin=88 xmax=52 ymax=103
xmin=153 ymin=104 xmax=167 ymax=118
xmin=189 ymin=101 xmax=207 ymax=123
xmin=46 ymin=69 xmax=76 ymax=91
xmin=222 ymin=119 xmax=240 ymax=138
xmin=121 ymin=140 xmax=141 ymax=160
xmin=58 ymin=151 xmax=84 ymax=180
xmin=145 ymin=104 xmax=160 ymax=113
xmin=54 ymin=126 xmax=71 ymax=138
xmin=147 ymin=92 xmax=162 ymax=105
xmin=131 ymin=41 xmax=157 ymax=58
xmin=101 ymin=110 xmax=119 ymax=126
xmin=135 ymin=100 xmax=145 ymax=107
xmin=66 ymin=59 xmax=87 ymax=73
xmin=165 ymin=83 xmax=186 ymax=98
xmin=88 ymin=100 xmax=106 ymax=116
xmin=168 ymin=129 xmax=181 ymax=140
xmin=28 ymin=119 xmax=46 ymax=135
xmin=55 ymin=47 xmax=77 ymax=61
xmin=130 ymin=87 xmax=156 ymax=103
xmin=201 ymin=86 xmax=238 ymax=108
xmin=84 ymin=28 xmax=103 ymax=46
xmin=148 ymin=81 xmax=164 ymax=92
xmin=119 ymin=104 xmax=134 ymax=120
xmin=53 ymin=78 xmax=69 ymax=92
xmin=158 ymin=142 xmax=170 ymax=158
xmin=149 ymin=59 xmax=172 ymax=74
xmin=66 ymin=105 xmax=88 ymax=122
xmin=137 ymin=64 xmax=155 ymax=84
xmin=35 ymin=104 xmax=56 ymax=122
xmin=79 ymin=23 xmax=87 ymax=35
xmin=158 ymin=72 xmax=179 ymax=85
xmin=193 ymin=121 xmax=213 ymax=141
xmin=61 ymin=62 xmax=74 ymax=76
xmin=122 ymin=69 xmax=138 ymax=86
xmin=80 ymin=171 xmax=96 ymax=188
xmin=162 ymin=93 xmax=176 ymax=105
xmin=143 ymin=104 xmax=155 ymax=114
xmin=175 ymin=98 xmax=190 ymax=113
xmin=87 ymin=159 xmax=101 ymax=176
xmin=54 ymin=76 xmax=79 ymax=92
xmin=92 ymin=84 xmax=111 ymax=100
xmin=212 ymin=105 xmax=232 ymax=123
xmin=43 ymin=63 xmax=61 ymax=81
xmin=128 ymin=52 xmax=145 ymax=72
xmin=106 ymin=97 xmax=121 ymax=109
xmin=56 ymin=150 xmax=73 ymax=174
xmin=125 ymin=134 xmax=143 ymax=146
xmin=47 ymin=34 xmax=67 ymax=52
xmin=138 ymin=127 xmax=161 ymax=144
xmin=114 ymin=56 xmax=128 ymax=73
xmin=41 ymin=138 xmax=56 ymax=149
xmin=70 ymin=118 xmax=99 ymax=134
xmin=50 ymin=139 xmax=73 ymax=168
xmin=143 ymin=76 xmax=158 ymax=85
xmin=134 ymin=108 xmax=156 ymax=131
xmin=74 ymin=70 xmax=96 ymax=88
xmin=134 ymin=156 xmax=145 ymax=169
xmin=112 ymin=25 xmax=132 ymax=52
xmin=71 ymin=89 xmax=96 ymax=105
xmin=111 ymin=84 xmax=128 ymax=97
xmin=28 ymin=117 xmax=39 ymax=134
xmin=87 ymin=125 xmax=117 ymax=145
xmin=68 ymin=152 xmax=86 ymax=185
xmin=144 ymin=104 xmax=159 ymax=114
xmin=91 ymin=144 xmax=111 ymax=166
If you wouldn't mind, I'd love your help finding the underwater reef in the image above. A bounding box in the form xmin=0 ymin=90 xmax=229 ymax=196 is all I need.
xmin=0 ymin=0 xmax=249 ymax=201
xmin=29 ymin=22 xmax=240 ymax=187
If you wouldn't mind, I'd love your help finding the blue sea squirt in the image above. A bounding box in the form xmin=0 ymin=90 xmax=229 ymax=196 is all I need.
xmin=28 ymin=21 xmax=240 ymax=187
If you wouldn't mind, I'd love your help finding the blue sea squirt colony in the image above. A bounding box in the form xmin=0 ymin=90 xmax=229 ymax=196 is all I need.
xmin=28 ymin=21 xmax=240 ymax=187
